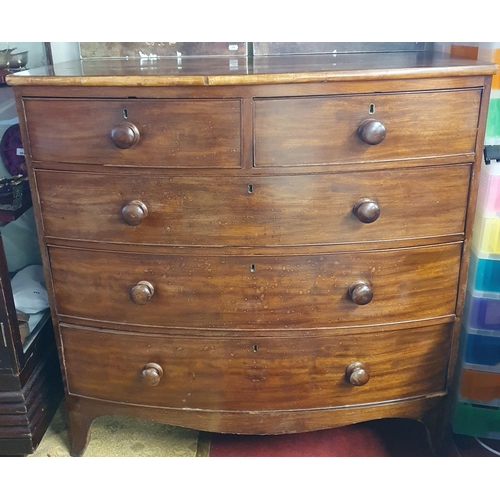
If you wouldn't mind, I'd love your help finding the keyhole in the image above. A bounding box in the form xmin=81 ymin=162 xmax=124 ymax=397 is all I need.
xmin=123 ymin=109 xmax=129 ymax=119
xmin=369 ymin=103 xmax=375 ymax=114
xmin=248 ymin=184 xmax=253 ymax=194
xmin=250 ymin=264 xmax=255 ymax=272
xmin=253 ymin=345 xmax=258 ymax=353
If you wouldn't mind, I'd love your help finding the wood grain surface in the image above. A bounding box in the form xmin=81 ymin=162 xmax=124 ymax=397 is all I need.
xmin=61 ymin=323 xmax=451 ymax=411
xmin=254 ymin=90 xmax=481 ymax=166
xmin=24 ymin=98 xmax=242 ymax=167
xmin=35 ymin=165 xmax=470 ymax=248
xmin=49 ymin=243 xmax=462 ymax=330
xmin=6 ymin=52 xmax=497 ymax=87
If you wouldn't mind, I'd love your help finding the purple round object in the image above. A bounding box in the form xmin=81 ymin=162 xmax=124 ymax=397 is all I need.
xmin=1 ymin=124 xmax=26 ymax=176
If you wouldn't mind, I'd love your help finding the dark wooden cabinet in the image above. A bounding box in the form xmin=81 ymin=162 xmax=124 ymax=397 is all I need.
xmin=7 ymin=51 xmax=498 ymax=456
xmin=0 ymin=198 xmax=63 ymax=456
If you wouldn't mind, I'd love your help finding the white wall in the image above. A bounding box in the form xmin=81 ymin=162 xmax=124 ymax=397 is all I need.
xmin=49 ymin=42 xmax=81 ymax=64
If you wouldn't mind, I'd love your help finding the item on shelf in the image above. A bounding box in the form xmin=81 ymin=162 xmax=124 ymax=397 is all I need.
xmin=1 ymin=124 xmax=26 ymax=176
xmin=11 ymin=264 xmax=49 ymax=315
xmin=16 ymin=309 xmax=30 ymax=341
xmin=0 ymin=174 xmax=31 ymax=221
xmin=0 ymin=173 xmax=28 ymax=199
xmin=8 ymin=51 xmax=28 ymax=69
xmin=0 ymin=47 xmax=16 ymax=70
xmin=0 ymin=48 xmax=29 ymax=85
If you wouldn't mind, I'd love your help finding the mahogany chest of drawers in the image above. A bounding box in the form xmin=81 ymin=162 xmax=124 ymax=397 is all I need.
xmin=7 ymin=52 xmax=497 ymax=456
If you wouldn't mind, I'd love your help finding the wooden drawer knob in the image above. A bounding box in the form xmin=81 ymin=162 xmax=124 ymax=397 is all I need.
xmin=348 ymin=280 xmax=373 ymax=305
xmin=141 ymin=363 xmax=163 ymax=387
xmin=131 ymin=281 xmax=155 ymax=305
xmin=122 ymin=200 xmax=148 ymax=226
xmin=357 ymin=119 xmax=386 ymax=145
xmin=111 ymin=122 xmax=140 ymax=149
xmin=353 ymin=198 xmax=380 ymax=224
xmin=346 ymin=361 xmax=370 ymax=386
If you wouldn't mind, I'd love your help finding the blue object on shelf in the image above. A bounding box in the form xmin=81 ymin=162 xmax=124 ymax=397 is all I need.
xmin=465 ymin=291 xmax=500 ymax=331
xmin=469 ymin=251 xmax=500 ymax=293
xmin=465 ymin=333 xmax=500 ymax=370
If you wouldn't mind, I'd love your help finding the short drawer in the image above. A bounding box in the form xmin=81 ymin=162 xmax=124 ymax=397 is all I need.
xmin=254 ymin=90 xmax=481 ymax=167
xmin=453 ymin=401 xmax=500 ymax=439
xmin=460 ymin=369 xmax=500 ymax=406
xmin=61 ymin=323 xmax=452 ymax=411
xmin=36 ymin=164 xmax=470 ymax=247
xmin=472 ymin=211 xmax=500 ymax=257
xmin=23 ymin=98 xmax=242 ymax=167
xmin=464 ymin=332 xmax=500 ymax=371
xmin=49 ymin=243 xmax=462 ymax=330
xmin=464 ymin=290 xmax=500 ymax=332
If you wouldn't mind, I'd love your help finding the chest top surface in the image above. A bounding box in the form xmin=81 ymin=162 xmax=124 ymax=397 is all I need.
xmin=5 ymin=52 xmax=498 ymax=87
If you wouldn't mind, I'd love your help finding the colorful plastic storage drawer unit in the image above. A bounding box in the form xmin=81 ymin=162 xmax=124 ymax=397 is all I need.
xmin=476 ymin=160 xmax=500 ymax=213
xmin=460 ymin=369 xmax=500 ymax=405
xmin=453 ymin=401 xmax=500 ymax=439
xmin=468 ymin=251 xmax=500 ymax=293
xmin=464 ymin=290 xmax=500 ymax=331
xmin=464 ymin=331 xmax=500 ymax=370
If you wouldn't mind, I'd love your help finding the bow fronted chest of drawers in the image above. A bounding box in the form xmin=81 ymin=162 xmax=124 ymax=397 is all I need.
xmin=7 ymin=52 xmax=497 ymax=456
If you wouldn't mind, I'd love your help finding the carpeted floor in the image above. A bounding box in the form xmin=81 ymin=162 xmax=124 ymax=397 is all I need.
xmin=29 ymin=402 xmax=500 ymax=457
xmin=30 ymin=403 xmax=202 ymax=457
xmin=205 ymin=419 xmax=434 ymax=457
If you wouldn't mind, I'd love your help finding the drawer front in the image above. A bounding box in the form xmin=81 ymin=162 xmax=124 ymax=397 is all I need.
xmin=49 ymin=244 xmax=461 ymax=329
xmin=460 ymin=369 xmax=500 ymax=404
xmin=36 ymin=165 xmax=470 ymax=246
xmin=61 ymin=323 xmax=451 ymax=411
xmin=24 ymin=98 xmax=242 ymax=167
xmin=254 ymin=90 xmax=481 ymax=167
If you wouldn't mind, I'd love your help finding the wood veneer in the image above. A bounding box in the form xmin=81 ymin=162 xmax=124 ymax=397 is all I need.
xmin=7 ymin=51 xmax=497 ymax=456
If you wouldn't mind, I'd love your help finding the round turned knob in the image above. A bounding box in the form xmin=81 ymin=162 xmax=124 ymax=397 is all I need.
xmin=122 ymin=200 xmax=149 ymax=226
xmin=130 ymin=281 xmax=155 ymax=305
xmin=346 ymin=361 xmax=370 ymax=386
xmin=357 ymin=119 xmax=386 ymax=145
xmin=348 ymin=280 xmax=373 ymax=305
xmin=111 ymin=122 xmax=140 ymax=149
xmin=353 ymin=198 xmax=380 ymax=224
xmin=141 ymin=363 xmax=163 ymax=387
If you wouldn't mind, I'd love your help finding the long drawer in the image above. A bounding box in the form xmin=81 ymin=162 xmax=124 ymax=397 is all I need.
xmin=254 ymin=90 xmax=481 ymax=167
xmin=61 ymin=323 xmax=452 ymax=411
xmin=36 ymin=165 xmax=470 ymax=247
xmin=49 ymin=243 xmax=462 ymax=330
xmin=23 ymin=98 xmax=242 ymax=167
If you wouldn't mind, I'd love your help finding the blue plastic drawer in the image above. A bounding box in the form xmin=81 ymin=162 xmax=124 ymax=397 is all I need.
xmin=468 ymin=251 xmax=500 ymax=294
xmin=465 ymin=291 xmax=500 ymax=331
xmin=465 ymin=333 xmax=500 ymax=371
